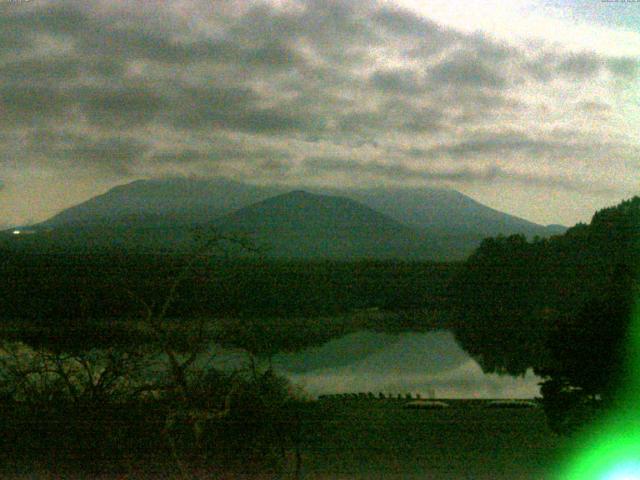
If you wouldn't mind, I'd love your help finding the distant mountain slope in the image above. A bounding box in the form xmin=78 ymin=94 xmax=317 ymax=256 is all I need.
xmin=333 ymin=187 xmax=564 ymax=238
xmin=41 ymin=177 xmax=284 ymax=227
xmin=212 ymin=190 xmax=435 ymax=259
xmin=7 ymin=177 xmax=566 ymax=260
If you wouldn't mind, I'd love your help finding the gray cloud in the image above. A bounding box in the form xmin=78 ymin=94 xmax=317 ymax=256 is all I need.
xmin=525 ymin=52 xmax=637 ymax=82
xmin=149 ymin=149 xmax=204 ymax=165
xmin=370 ymin=69 xmax=425 ymax=95
xmin=149 ymin=144 xmax=291 ymax=167
xmin=0 ymin=57 xmax=82 ymax=83
xmin=80 ymin=86 xmax=166 ymax=128
xmin=172 ymin=84 xmax=327 ymax=135
xmin=372 ymin=6 xmax=445 ymax=39
xmin=303 ymin=155 xmax=619 ymax=194
xmin=421 ymin=132 xmax=627 ymax=161
xmin=429 ymin=55 xmax=507 ymax=89
xmin=337 ymin=100 xmax=445 ymax=137
xmin=0 ymin=85 xmax=71 ymax=126
xmin=304 ymin=156 xmax=506 ymax=183
xmin=64 ymin=138 xmax=147 ymax=175
xmin=28 ymin=130 xmax=147 ymax=176
xmin=607 ymin=57 xmax=638 ymax=79
xmin=0 ymin=0 xmax=633 ymax=210
xmin=558 ymin=52 xmax=602 ymax=78
xmin=7 ymin=4 xmax=203 ymax=65
xmin=576 ymin=100 xmax=611 ymax=113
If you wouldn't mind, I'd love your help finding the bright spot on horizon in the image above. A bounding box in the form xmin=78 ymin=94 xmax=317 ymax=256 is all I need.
xmin=12 ymin=230 xmax=20 ymax=235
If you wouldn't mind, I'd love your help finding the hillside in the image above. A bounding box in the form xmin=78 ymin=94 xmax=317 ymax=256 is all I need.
xmin=212 ymin=190 xmax=435 ymax=260
xmin=40 ymin=177 xmax=285 ymax=228
xmin=5 ymin=177 xmax=566 ymax=260
xmin=340 ymin=187 xmax=565 ymax=237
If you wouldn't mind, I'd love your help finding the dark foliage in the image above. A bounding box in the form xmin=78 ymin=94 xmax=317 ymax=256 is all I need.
xmin=450 ymin=196 xmax=639 ymax=432
xmin=0 ymin=250 xmax=454 ymax=352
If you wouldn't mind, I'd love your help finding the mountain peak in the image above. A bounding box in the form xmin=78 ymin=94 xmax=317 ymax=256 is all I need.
xmin=25 ymin=177 xmax=565 ymax=260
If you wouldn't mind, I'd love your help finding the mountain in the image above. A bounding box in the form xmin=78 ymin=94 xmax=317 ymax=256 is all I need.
xmin=211 ymin=190 xmax=434 ymax=259
xmin=335 ymin=187 xmax=564 ymax=238
xmin=326 ymin=187 xmax=566 ymax=259
xmin=40 ymin=177 xmax=285 ymax=228
xmin=6 ymin=177 xmax=567 ymax=260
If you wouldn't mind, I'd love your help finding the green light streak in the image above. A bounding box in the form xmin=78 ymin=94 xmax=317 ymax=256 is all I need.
xmin=557 ymin=299 xmax=640 ymax=480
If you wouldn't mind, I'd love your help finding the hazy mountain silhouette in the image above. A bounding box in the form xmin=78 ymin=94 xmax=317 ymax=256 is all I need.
xmin=211 ymin=190 xmax=434 ymax=259
xmin=41 ymin=177 xmax=285 ymax=228
xmin=337 ymin=187 xmax=565 ymax=238
xmin=9 ymin=177 xmax=566 ymax=260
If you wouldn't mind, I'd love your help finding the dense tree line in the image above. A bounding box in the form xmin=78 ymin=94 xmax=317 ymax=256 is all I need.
xmin=450 ymin=196 xmax=639 ymax=432
xmin=1 ymin=254 xmax=453 ymax=320
xmin=0 ymin=250 xmax=454 ymax=351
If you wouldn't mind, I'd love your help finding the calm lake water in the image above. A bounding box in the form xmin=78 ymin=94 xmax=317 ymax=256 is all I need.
xmin=212 ymin=330 xmax=542 ymax=399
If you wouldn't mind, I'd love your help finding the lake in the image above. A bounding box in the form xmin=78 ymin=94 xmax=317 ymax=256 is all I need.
xmin=221 ymin=330 xmax=542 ymax=399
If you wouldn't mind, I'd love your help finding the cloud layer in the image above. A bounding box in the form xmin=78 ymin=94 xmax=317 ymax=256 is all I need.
xmin=0 ymin=0 xmax=638 ymax=225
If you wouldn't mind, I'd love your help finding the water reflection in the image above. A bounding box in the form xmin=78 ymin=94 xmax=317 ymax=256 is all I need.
xmin=206 ymin=330 xmax=541 ymax=399
xmin=271 ymin=331 xmax=541 ymax=399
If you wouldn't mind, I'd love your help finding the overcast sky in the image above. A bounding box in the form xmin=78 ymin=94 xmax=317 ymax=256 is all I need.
xmin=0 ymin=0 xmax=638 ymax=228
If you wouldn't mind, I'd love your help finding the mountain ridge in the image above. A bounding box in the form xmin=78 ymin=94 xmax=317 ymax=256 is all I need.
xmin=7 ymin=177 xmax=567 ymax=260
xmin=210 ymin=189 xmax=434 ymax=260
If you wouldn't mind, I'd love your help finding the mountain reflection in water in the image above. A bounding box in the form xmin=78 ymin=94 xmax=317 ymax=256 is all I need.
xmin=269 ymin=331 xmax=540 ymax=399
